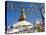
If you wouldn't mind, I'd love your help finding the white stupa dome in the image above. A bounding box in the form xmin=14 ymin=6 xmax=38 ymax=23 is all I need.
xmin=12 ymin=20 xmax=33 ymax=28
xmin=7 ymin=20 xmax=33 ymax=33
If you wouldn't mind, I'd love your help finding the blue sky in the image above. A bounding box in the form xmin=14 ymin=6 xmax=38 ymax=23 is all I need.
xmin=7 ymin=1 xmax=44 ymax=27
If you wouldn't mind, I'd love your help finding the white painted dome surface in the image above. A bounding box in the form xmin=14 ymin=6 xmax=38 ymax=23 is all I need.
xmin=12 ymin=20 xmax=33 ymax=27
xmin=7 ymin=20 xmax=33 ymax=33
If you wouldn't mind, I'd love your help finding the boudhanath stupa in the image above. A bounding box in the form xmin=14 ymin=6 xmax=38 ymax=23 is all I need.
xmin=7 ymin=8 xmax=33 ymax=34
